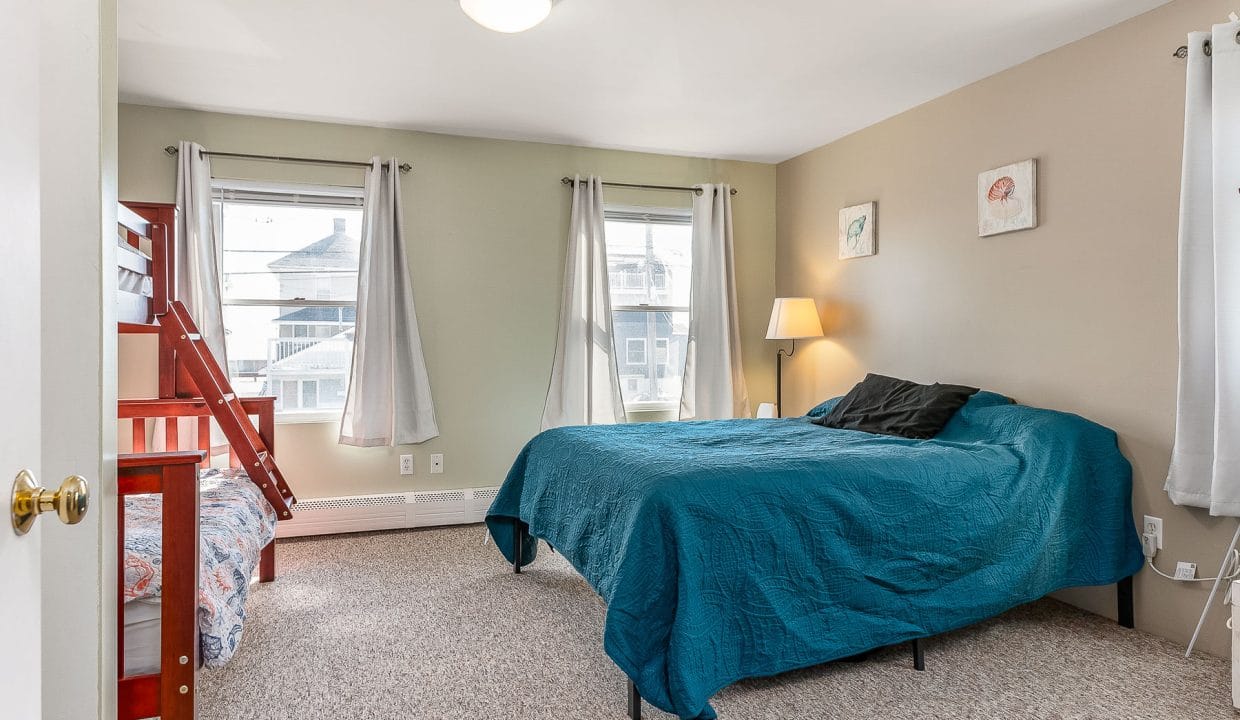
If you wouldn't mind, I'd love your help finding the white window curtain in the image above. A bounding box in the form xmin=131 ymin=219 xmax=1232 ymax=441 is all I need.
xmin=541 ymin=176 xmax=626 ymax=429
xmin=174 ymin=140 xmax=228 ymax=368
xmin=1166 ymin=23 xmax=1240 ymax=516
xmin=339 ymin=157 xmax=439 ymax=447
xmin=680 ymin=184 xmax=750 ymax=420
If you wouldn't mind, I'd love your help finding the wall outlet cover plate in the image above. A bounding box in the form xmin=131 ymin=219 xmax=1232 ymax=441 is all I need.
xmin=1143 ymin=515 xmax=1164 ymax=550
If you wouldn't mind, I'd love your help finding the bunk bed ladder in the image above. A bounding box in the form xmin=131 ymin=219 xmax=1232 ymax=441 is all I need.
xmin=161 ymin=300 xmax=296 ymax=517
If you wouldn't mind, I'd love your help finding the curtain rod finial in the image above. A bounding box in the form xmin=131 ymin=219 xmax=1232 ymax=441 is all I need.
xmin=398 ymin=162 xmax=412 ymax=174
xmin=163 ymin=145 xmax=179 ymax=156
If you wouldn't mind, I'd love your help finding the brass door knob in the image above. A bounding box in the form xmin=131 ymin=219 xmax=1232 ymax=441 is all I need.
xmin=11 ymin=470 xmax=89 ymax=536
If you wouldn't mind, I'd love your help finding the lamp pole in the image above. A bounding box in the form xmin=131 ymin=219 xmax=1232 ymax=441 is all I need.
xmin=776 ymin=340 xmax=796 ymax=418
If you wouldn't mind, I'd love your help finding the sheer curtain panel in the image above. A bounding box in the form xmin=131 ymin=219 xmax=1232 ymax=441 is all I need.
xmin=680 ymin=184 xmax=750 ymax=420
xmin=541 ymin=176 xmax=626 ymax=429
xmin=1167 ymin=21 xmax=1240 ymax=516
xmin=339 ymin=157 xmax=439 ymax=446
xmin=175 ymin=140 xmax=228 ymax=367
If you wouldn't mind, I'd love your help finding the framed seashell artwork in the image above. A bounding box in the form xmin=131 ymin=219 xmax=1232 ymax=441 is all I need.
xmin=978 ymin=159 xmax=1037 ymax=237
xmin=838 ymin=201 xmax=876 ymax=259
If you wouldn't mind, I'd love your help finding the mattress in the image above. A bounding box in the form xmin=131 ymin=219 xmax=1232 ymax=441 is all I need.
xmin=116 ymin=238 xmax=154 ymax=324
xmin=122 ymin=598 xmax=162 ymax=676
xmin=123 ymin=467 xmax=277 ymax=670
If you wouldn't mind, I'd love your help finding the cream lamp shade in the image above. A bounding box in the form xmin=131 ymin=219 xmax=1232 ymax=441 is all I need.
xmin=766 ymin=297 xmax=824 ymax=340
xmin=460 ymin=0 xmax=552 ymax=33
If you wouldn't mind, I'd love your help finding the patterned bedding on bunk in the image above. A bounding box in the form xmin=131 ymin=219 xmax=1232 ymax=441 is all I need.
xmin=123 ymin=467 xmax=277 ymax=667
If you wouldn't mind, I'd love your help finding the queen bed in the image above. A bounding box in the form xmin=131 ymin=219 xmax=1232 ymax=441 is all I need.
xmin=486 ymin=390 xmax=1144 ymax=720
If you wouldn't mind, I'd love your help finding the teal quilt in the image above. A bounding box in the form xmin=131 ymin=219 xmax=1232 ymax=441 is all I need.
xmin=486 ymin=392 xmax=1143 ymax=719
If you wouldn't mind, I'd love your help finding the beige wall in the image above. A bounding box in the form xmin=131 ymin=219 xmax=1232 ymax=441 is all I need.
xmin=117 ymin=104 xmax=776 ymax=500
xmin=776 ymin=0 xmax=1236 ymax=656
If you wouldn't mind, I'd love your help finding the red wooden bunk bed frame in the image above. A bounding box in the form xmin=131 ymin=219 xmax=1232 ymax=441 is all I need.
xmin=116 ymin=201 xmax=296 ymax=720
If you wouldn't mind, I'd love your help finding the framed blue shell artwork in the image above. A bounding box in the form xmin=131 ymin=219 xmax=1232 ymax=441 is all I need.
xmin=838 ymin=201 xmax=876 ymax=259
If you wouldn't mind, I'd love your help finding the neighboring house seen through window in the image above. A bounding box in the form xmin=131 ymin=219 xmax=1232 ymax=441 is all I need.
xmin=604 ymin=208 xmax=691 ymax=411
xmin=214 ymin=180 xmax=363 ymax=421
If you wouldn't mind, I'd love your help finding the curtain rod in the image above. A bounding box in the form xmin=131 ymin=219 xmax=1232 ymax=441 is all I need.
xmin=559 ymin=176 xmax=738 ymax=196
xmin=162 ymin=145 xmax=411 ymax=174
xmin=1173 ymin=13 xmax=1240 ymax=57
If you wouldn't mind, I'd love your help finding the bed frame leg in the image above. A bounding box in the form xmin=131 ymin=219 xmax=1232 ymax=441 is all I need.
xmin=911 ymin=638 xmax=925 ymax=671
xmin=513 ymin=520 xmax=523 ymax=574
xmin=1117 ymin=575 xmax=1134 ymax=629
xmin=259 ymin=540 xmax=276 ymax=583
xmin=627 ymin=678 xmax=642 ymax=720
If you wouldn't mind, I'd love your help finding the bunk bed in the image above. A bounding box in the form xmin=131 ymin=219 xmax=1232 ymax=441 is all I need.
xmin=116 ymin=202 xmax=296 ymax=720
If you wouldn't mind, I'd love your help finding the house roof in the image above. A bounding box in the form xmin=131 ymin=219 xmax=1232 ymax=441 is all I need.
xmin=274 ymin=306 xmax=356 ymax=324
xmin=267 ymin=329 xmax=355 ymax=375
xmin=267 ymin=218 xmax=359 ymax=271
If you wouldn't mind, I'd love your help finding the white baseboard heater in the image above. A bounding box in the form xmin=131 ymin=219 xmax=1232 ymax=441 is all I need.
xmin=276 ymin=486 xmax=500 ymax=538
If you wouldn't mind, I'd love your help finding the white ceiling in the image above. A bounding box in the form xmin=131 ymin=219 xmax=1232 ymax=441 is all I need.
xmin=118 ymin=0 xmax=1168 ymax=163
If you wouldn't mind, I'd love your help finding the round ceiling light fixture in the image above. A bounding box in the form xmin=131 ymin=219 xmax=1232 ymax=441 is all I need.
xmin=459 ymin=0 xmax=553 ymax=33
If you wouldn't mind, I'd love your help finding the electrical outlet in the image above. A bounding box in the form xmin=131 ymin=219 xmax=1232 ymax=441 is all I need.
xmin=430 ymin=453 xmax=444 ymax=474
xmin=1143 ymin=515 xmax=1164 ymax=550
xmin=1174 ymin=561 xmax=1197 ymax=581
xmin=399 ymin=454 xmax=414 ymax=475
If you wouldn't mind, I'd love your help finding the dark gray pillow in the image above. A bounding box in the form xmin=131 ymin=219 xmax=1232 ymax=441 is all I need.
xmin=812 ymin=373 xmax=978 ymax=439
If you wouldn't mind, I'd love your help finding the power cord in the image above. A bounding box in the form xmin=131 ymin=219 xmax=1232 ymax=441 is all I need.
xmin=1144 ymin=532 xmax=1240 ymax=583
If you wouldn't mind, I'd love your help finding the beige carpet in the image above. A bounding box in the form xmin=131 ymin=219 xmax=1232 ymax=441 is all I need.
xmin=199 ymin=526 xmax=1234 ymax=719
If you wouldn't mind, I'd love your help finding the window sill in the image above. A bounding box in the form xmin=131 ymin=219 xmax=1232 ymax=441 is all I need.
xmin=625 ymin=402 xmax=679 ymax=414
xmin=276 ymin=411 xmax=341 ymax=425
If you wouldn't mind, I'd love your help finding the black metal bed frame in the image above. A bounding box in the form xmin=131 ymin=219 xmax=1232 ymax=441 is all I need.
xmin=512 ymin=520 xmax=1137 ymax=720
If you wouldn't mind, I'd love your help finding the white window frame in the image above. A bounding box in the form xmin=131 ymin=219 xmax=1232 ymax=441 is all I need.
xmin=605 ymin=207 xmax=692 ymax=412
xmin=214 ymin=179 xmax=364 ymax=424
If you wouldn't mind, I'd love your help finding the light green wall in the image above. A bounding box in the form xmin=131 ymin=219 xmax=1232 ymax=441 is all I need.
xmin=117 ymin=103 xmax=776 ymax=498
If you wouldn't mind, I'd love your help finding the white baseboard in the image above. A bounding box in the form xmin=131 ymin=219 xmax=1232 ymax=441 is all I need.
xmin=277 ymin=486 xmax=500 ymax=538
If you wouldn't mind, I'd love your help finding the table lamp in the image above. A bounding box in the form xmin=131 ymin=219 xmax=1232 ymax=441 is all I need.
xmin=766 ymin=297 xmax=824 ymax=418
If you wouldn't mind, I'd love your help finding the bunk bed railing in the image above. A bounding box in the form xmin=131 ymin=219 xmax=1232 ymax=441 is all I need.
xmin=117 ymin=201 xmax=174 ymax=329
xmin=117 ymin=450 xmax=204 ymax=720
xmin=119 ymin=396 xmax=277 ymax=471
xmin=119 ymin=396 xmax=279 ymax=580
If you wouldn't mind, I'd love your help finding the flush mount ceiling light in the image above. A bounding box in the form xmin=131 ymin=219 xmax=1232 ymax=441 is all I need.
xmin=460 ymin=0 xmax=553 ymax=33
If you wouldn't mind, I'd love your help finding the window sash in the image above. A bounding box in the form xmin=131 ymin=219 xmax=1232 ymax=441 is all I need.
xmin=604 ymin=210 xmax=691 ymax=412
xmin=215 ymin=187 xmax=362 ymax=424
xmin=604 ymin=207 xmax=692 ymax=225
xmin=612 ymin=304 xmax=688 ymax=313
xmin=213 ymin=179 xmax=364 ymax=209
xmin=222 ymin=298 xmax=356 ymax=307
xmin=215 ymin=188 xmax=363 ymax=304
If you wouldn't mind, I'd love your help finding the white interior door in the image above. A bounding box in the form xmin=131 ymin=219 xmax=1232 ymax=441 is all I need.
xmin=1 ymin=2 xmax=46 ymax=716
xmin=3 ymin=2 xmax=117 ymax=718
